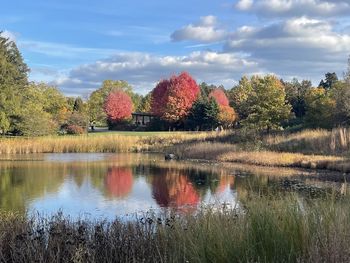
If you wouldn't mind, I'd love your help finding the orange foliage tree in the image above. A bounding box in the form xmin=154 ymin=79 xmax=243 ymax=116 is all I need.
xmin=209 ymin=89 xmax=236 ymax=127
xmin=151 ymin=72 xmax=200 ymax=123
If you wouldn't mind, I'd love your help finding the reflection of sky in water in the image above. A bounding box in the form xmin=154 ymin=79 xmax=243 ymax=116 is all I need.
xmin=29 ymin=177 xmax=158 ymax=220
xmin=44 ymin=153 xmax=113 ymax=162
xmin=0 ymin=153 xmax=269 ymax=220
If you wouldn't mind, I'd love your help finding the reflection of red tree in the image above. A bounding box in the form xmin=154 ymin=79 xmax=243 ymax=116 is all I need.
xmin=152 ymin=172 xmax=200 ymax=208
xmin=105 ymin=167 xmax=133 ymax=198
xmin=216 ymin=175 xmax=235 ymax=194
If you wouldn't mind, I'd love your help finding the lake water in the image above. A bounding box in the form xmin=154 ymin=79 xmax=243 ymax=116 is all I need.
xmin=0 ymin=153 xmax=348 ymax=220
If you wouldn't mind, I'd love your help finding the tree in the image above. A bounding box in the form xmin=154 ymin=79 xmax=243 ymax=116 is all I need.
xmin=209 ymin=88 xmax=229 ymax=106
xmin=88 ymin=80 xmax=135 ymax=125
xmin=329 ymin=81 xmax=350 ymax=126
xmin=319 ymin=72 xmax=338 ymax=90
xmin=229 ymin=76 xmax=253 ymax=120
xmin=0 ymin=32 xmax=29 ymax=133
xmin=187 ymin=97 xmax=219 ymax=130
xmin=209 ymin=88 xmax=236 ymax=127
xmin=304 ymin=87 xmax=336 ymax=128
xmin=16 ymin=105 xmax=57 ymax=136
xmin=151 ymin=72 xmax=200 ymax=124
xmin=282 ymin=78 xmax=312 ymax=119
xmin=137 ymin=93 xmax=152 ymax=112
xmin=104 ymin=90 xmax=133 ymax=123
xmin=218 ymin=105 xmax=236 ymax=128
xmin=233 ymin=75 xmax=292 ymax=131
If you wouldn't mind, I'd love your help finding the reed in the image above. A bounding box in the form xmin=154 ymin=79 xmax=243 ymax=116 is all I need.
xmin=171 ymin=142 xmax=350 ymax=172
xmin=0 ymin=131 xmax=230 ymax=154
xmin=265 ymin=127 xmax=350 ymax=156
xmin=1 ymin=194 xmax=350 ymax=262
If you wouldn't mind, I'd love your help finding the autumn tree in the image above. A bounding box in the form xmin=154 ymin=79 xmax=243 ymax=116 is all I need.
xmin=209 ymin=88 xmax=236 ymax=127
xmin=104 ymin=90 xmax=133 ymax=124
xmin=231 ymin=75 xmax=292 ymax=131
xmin=151 ymin=72 xmax=200 ymax=125
xmin=88 ymin=80 xmax=136 ymax=125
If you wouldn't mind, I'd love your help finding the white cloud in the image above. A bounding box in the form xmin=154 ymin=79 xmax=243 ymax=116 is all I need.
xmin=225 ymin=16 xmax=350 ymax=78
xmin=171 ymin=15 xmax=228 ymax=42
xmin=51 ymin=51 xmax=258 ymax=96
xmin=235 ymin=0 xmax=350 ymax=17
xmin=0 ymin=30 xmax=17 ymax=42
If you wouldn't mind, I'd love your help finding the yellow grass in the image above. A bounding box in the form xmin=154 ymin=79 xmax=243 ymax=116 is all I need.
xmin=172 ymin=142 xmax=350 ymax=172
xmin=265 ymin=128 xmax=350 ymax=155
xmin=0 ymin=131 xmax=231 ymax=154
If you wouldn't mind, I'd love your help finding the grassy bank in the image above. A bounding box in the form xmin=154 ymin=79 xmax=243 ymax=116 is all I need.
xmin=1 ymin=194 xmax=350 ymax=262
xmin=171 ymin=142 xmax=350 ymax=172
xmin=0 ymin=131 xmax=229 ymax=154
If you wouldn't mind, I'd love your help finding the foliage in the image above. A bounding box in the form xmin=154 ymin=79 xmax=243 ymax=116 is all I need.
xmin=16 ymin=106 xmax=57 ymax=136
xmin=319 ymin=72 xmax=338 ymax=90
xmin=304 ymin=87 xmax=336 ymax=129
xmin=137 ymin=93 xmax=152 ymax=112
xmin=233 ymin=75 xmax=292 ymax=131
xmin=218 ymin=105 xmax=236 ymax=127
xmin=0 ymin=32 xmax=29 ymax=133
xmin=229 ymin=76 xmax=253 ymax=120
xmin=151 ymin=72 xmax=200 ymax=123
xmin=282 ymin=78 xmax=312 ymax=118
xmin=209 ymin=88 xmax=229 ymax=106
xmin=330 ymin=81 xmax=350 ymax=126
xmin=65 ymin=124 xmax=85 ymax=135
xmin=104 ymin=90 xmax=133 ymax=123
xmin=73 ymin=97 xmax=85 ymax=113
xmin=88 ymin=80 xmax=136 ymax=125
xmin=187 ymin=98 xmax=219 ymax=130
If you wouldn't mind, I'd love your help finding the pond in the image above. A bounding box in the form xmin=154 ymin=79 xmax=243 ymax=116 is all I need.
xmin=0 ymin=153 xmax=348 ymax=220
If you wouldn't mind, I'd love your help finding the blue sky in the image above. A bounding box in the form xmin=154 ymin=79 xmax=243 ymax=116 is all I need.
xmin=2 ymin=0 xmax=350 ymax=97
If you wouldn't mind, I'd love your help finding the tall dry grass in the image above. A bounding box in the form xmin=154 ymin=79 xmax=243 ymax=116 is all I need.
xmin=265 ymin=128 xmax=350 ymax=156
xmin=172 ymin=142 xmax=350 ymax=172
xmin=0 ymin=131 xmax=230 ymax=154
xmin=2 ymin=194 xmax=350 ymax=262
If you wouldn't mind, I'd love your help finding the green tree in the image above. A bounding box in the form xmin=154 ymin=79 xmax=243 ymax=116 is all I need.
xmin=233 ymin=75 xmax=292 ymax=131
xmin=282 ymin=78 xmax=311 ymax=119
xmin=187 ymin=97 xmax=219 ymax=130
xmin=304 ymin=87 xmax=336 ymax=128
xmin=319 ymin=72 xmax=338 ymax=90
xmin=0 ymin=32 xmax=29 ymax=133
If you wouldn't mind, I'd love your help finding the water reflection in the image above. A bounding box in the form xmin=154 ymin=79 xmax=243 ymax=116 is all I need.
xmin=0 ymin=153 xmax=348 ymax=219
xmin=105 ymin=167 xmax=133 ymax=198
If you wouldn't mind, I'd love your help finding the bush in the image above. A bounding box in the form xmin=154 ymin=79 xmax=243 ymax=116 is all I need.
xmin=65 ymin=124 xmax=86 ymax=135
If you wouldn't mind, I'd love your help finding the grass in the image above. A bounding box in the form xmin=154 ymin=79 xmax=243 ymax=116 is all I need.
xmin=171 ymin=141 xmax=350 ymax=172
xmin=0 ymin=131 xmax=230 ymax=154
xmin=1 ymin=194 xmax=350 ymax=262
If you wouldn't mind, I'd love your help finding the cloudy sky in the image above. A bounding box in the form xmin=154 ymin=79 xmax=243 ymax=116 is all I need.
xmin=2 ymin=0 xmax=350 ymax=97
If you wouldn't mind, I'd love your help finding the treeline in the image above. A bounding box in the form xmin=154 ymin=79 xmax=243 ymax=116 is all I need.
xmin=1 ymin=32 xmax=350 ymax=136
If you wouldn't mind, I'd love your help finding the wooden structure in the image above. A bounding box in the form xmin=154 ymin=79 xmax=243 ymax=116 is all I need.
xmin=131 ymin=112 xmax=155 ymax=126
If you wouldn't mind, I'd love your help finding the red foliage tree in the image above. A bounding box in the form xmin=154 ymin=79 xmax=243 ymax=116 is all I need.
xmin=152 ymin=172 xmax=200 ymax=209
xmin=151 ymin=72 xmax=200 ymax=122
xmin=104 ymin=90 xmax=133 ymax=122
xmin=105 ymin=167 xmax=133 ymax=198
xmin=209 ymin=88 xmax=229 ymax=106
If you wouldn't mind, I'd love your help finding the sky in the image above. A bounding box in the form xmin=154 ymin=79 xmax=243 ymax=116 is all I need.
xmin=2 ymin=0 xmax=350 ymax=97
